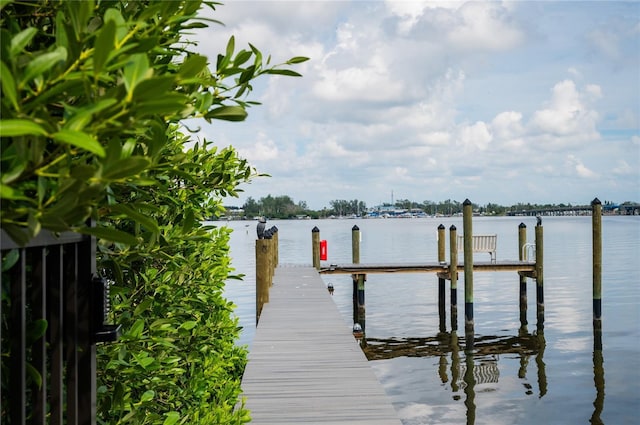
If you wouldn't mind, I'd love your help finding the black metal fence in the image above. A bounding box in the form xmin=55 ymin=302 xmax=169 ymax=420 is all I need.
xmin=1 ymin=229 xmax=118 ymax=424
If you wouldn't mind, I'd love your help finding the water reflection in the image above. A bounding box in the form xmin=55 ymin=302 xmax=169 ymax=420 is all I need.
xmin=361 ymin=329 xmax=549 ymax=423
xmin=591 ymin=324 xmax=605 ymax=425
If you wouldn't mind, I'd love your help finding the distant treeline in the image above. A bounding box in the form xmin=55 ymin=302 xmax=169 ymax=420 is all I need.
xmin=220 ymin=196 xmax=634 ymax=219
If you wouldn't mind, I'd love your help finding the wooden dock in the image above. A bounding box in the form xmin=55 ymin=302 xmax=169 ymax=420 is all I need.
xmin=319 ymin=260 xmax=536 ymax=275
xmin=241 ymin=265 xmax=402 ymax=425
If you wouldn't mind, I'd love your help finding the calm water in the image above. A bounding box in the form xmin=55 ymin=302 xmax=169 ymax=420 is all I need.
xmin=220 ymin=216 xmax=640 ymax=425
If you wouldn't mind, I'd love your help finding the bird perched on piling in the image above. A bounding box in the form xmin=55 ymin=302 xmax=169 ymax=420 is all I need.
xmin=257 ymin=217 xmax=267 ymax=239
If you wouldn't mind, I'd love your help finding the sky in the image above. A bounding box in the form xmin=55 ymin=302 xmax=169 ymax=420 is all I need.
xmin=189 ymin=1 xmax=640 ymax=210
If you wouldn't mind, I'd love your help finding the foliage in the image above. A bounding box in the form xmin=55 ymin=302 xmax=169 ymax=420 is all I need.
xmin=329 ymin=199 xmax=366 ymax=217
xmin=97 ymin=133 xmax=253 ymax=424
xmin=235 ymin=196 xmax=636 ymax=218
xmin=242 ymin=194 xmax=310 ymax=218
xmin=0 ymin=0 xmax=307 ymax=423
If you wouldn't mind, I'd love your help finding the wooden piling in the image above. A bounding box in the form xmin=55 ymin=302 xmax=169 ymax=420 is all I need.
xmin=312 ymin=226 xmax=320 ymax=270
xmin=592 ymin=202 xmax=604 ymax=425
xmin=272 ymin=226 xmax=279 ymax=268
xmin=449 ymin=225 xmax=458 ymax=331
xmin=268 ymin=236 xmax=275 ymax=286
xmin=518 ymin=223 xmax=528 ymax=327
xmin=351 ymin=225 xmax=366 ymax=331
xmin=535 ymin=221 xmax=544 ymax=330
xmin=256 ymin=238 xmax=271 ymax=324
xmin=463 ymin=199 xmax=474 ymax=347
xmin=352 ymin=225 xmax=360 ymax=264
xmin=592 ymin=198 xmax=602 ymax=325
xmin=437 ymin=224 xmax=446 ymax=332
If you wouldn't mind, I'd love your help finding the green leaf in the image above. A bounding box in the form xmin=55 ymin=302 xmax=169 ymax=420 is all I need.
xmin=239 ymin=65 xmax=256 ymax=84
xmin=204 ymin=106 xmax=247 ymax=122
xmin=135 ymin=94 xmax=190 ymax=116
xmin=180 ymin=321 xmax=198 ymax=331
xmin=163 ymin=412 xmax=180 ymax=425
xmin=2 ymin=161 xmax=25 ymax=184
xmin=123 ymin=53 xmax=151 ymax=100
xmin=250 ymin=43 xmax=263 ymax=67
xmin=65 ymin=0 xmax=93 ymax=38
xmin=126 ymin=319 xmax=145 ymax=339
xmin=110 ymin=204 xmax=159 ymax=233
xmin=77 ymin=226 xmax=139 ymax=246
xmin=265 ymin=69 xmax=303 ymax=77
xmin=10 ymin=27 xmax=37 ymax=57
xmin=37 ymin=175 xmax=48 ymax=204
xmin=64 ymin=98 xmax=118 ymax=131
xmin=26 ymin=363 xmax=43 ymax=389
xmin=133 ymin=353 xmax=155 ymax=370
xmin=132 ymin=76 xmax=176 ymax=102
xmin=26 ymin=319 xmax=48 ymax=345
xmin=287 ymin=56 xmax=310 ymax=64
xmin=178 ymin=54 xmax=208 ymax=79
xmin=20 ymin=46 xmax=68 ymax=88
xmin=0 ymin=119 xmax=47 ymax=137
xmin=0 ymin=60 xmax=18 ymax=110
xmin=0 ymin=1 xmax=14 ymax=12
xmin=233 ymin=50 xmax=253 ymax=67
xmin=140 ymin=390 xmax=155 ymax=403
xmin=52 ymin=129 xmax=106 ymax=157
xmin=1 ymin=224 xmax=29 ymax=247
xmin=93 ymin=19 xmax=116 ymax=75
xmin=133 ymin=298 xmax=153 ymax=316
xmin=102 ymin=157 xmax=150 ymax=180
xmin=104 ymin=8 xmax=127 ymax=43
xmin=225 ymin=36 xmax=235 ymax=60
xmin=1 ymin=249 xmax=19 ymax=272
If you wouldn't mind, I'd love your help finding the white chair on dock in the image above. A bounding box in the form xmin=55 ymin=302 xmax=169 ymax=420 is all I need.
xmin=458 ymin=234 xmax=497 ymax=263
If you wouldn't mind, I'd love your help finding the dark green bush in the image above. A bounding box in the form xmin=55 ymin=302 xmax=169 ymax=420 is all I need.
xmin=1 ymin=1 xmax=306 ymax=423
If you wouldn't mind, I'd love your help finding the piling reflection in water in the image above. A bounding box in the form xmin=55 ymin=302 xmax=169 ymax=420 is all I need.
xmin=360 ymin=328 xmax=549 ymax=423
xmin=355 ymin=321 xmax=607 ymax=424
xmin=591 ymin=324 xmax=605 ymax=425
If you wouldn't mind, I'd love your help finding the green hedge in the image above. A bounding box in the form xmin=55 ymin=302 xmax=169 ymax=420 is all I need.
xmin=1 ymin=1 xmax=306 ymax=423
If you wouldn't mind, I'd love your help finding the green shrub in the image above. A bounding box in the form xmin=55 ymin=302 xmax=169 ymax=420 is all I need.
xmin=1 ymin=1 xmax=307 ymax=423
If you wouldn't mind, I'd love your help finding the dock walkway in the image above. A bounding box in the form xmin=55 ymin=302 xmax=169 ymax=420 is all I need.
xmin=241 ymin=265 xmax=402 ymax=425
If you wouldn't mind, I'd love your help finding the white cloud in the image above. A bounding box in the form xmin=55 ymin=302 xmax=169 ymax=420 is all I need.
xmin=313 ymin=63 xmax=404 ymax=102
xmin=457 ymin=121 xmax=492 ymax=152
xmin=565 ymin=155 xmax=597 ymax=178
xmin=612 ymin=160 xmax=633 ymax=176
xmin=530 ymin=80 xmax=601 ymax=146
xmin=491 ymin=111 xmax=524 ymax=140
xmin=237 ymin=134 xmax=279 ymax=163
xmin=446 ymin=2 xmax=524 ymax=51
xmin=190 ymin=1 xmax=639 ymax=209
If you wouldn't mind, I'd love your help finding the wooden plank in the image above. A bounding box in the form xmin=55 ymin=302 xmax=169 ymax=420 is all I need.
xmin=319 ymin=261 xmax=536 ymax=275
xmin=242 ymin=266 xmax=401 ymax=425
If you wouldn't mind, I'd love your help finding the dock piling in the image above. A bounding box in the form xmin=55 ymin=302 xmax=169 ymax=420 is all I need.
xmin=438 ymin=224 xmax=446 ymax=333
xmin=518 ymin=223 xmax=528 ymax=328
xmin=272 ymin=226 xmax=279 ymax=268
xmin=463 ymin=199 xmax=474 ymax=348
xmin=592 ymin=198 xmax=602 ymax=329
xmin=352 ymin=225 xmax=366 ymax=331
xmin=256 ymin=239 xmax=271 ymax=324
xmin=449 ymin=225 xmax=458 ymax=331
xmin=312 ymin=226 xmax=320 ymax=270
xmin=535 ymin=220 xmax=544 ymax=331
